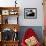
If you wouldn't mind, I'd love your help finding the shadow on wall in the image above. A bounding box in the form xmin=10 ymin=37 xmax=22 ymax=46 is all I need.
xmin=18 ymin=26 xmax=43 ymax=44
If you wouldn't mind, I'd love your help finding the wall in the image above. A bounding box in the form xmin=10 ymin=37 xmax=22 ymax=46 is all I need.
xmin=0 ymin=0 xmax=43 ymax=26
xmin=17 ymin=0 xmax=43 ymax=26
xmin=0 ymin=0 xmax=15 ymax=7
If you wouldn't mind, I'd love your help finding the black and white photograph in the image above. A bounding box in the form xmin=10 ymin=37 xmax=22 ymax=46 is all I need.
xmin=24 ymin=8 xmax=37 ymax=19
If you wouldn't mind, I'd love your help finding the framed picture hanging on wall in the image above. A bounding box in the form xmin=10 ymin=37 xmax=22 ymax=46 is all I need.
xmin=24 ymin=8 xmax=37 ymax=19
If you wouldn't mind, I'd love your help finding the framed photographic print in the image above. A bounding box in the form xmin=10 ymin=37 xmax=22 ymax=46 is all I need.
xmin=9 ymin=9 xmax=18 ymax=15
xmin=2 ymin=10 xmax=9 ymax=15
xmin=24 ymin=8 xmax=37 ymax=19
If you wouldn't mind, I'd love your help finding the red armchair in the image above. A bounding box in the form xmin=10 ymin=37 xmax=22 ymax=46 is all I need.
xmin=21 ymin=28 xmax=41 ymax=46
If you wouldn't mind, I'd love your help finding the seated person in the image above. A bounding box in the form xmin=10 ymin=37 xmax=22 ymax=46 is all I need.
xmin=21 ymin=28 xmax=41 ymax=46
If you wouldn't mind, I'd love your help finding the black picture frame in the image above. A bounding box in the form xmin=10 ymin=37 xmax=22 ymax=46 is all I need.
xmin=24 ymin=8 xmax=37 ymax=19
